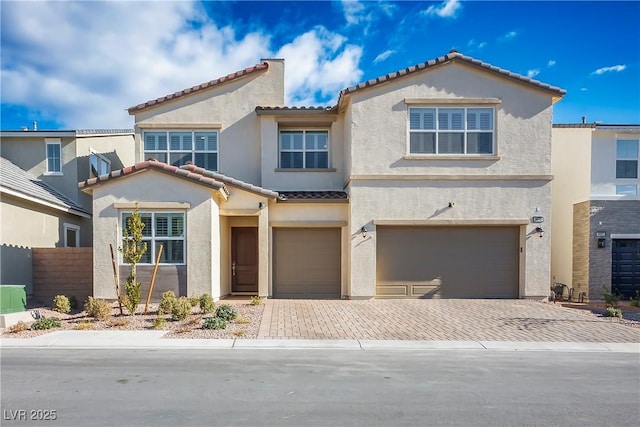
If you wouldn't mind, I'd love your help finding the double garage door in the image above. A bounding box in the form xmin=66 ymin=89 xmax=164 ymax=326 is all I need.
xmin=273 ymin=228 xmax=341 ymax=298
xmin=376 ymin=226 xmax=520 ymax=298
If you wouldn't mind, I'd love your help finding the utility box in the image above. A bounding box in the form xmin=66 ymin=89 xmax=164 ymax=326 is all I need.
xmin=0 ymin=285 xmax=27 ymax=314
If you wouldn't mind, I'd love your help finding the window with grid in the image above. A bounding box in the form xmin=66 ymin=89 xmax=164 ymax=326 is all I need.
xmin=616 ymin=139 xmax=638 ymax=179
xmin=45 ymin=139 xmax=62 ymax=174
xmin=121 ymin=212 xmax=185 ymax=264
xmin=279 ymin=130 xmax=329 ymax=168
xmin=143 ymin=131 xmax=218 ymax=171
xmin=409 ymin=107 xmax=494 ymax=155
xmin=90 ymin=152 xmax=111 ymax=178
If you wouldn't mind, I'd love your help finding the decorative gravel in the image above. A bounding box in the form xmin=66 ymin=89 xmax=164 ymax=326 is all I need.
xmin=1 ymin=301 xmax=264 ymax=339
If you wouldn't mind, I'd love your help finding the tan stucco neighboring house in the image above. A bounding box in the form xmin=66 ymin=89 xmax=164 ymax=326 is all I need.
xmin=83 ymin=50 xmax=565 ymax=301
xmin=552 ymin=123 xmax=640 ymax=301
xmin=0 ymin=129 xmax=135 ymax=291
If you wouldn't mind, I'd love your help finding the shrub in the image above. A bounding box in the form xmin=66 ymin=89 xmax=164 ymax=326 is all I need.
xmin=108 ymin=318 xmax=130 ymax=328
xmin=31 ymin=317 xmax=61 ymax=330
xmin=69 ymin=295 xmax=79 ymax=310
xmin=236 ymin=316 xmax=251 ymax=325
xmin=171 ymin=297 xmax=192 ymax=321
xmin=75 ymin=321 xmax=94 ymax=330
xmin=203 ymin=317 xmax=227 ymax=330
xmin=199 ymin=294 xmax=215 ymax=314
xmin=84 ymin=297 xmax=112 ymax=321
xmin=159 ymin=291 xmax=177 ymax=315
xmin=124 ymin=281 xmax=141 ymax=315
xmin=52 ymin=295 xmax=71 ymax=314
xmin=602 ymin=286 xmax=620 ymax=308
xmin=151 ymin=317 xmax=166 ymax=330
xmin=215 ymin=304 xmax=237 ymax=321
xmin=250 ymin=296 xmax=262 ymax=306
xmin=630 ymin=291 xmax=640 ymax=308
xmin=8 ymin=321 xmax=28 ymax=333
xmin=188 ymin=296 xmax=200 ymax=307
xmin=604 ymin=307 xmax=622 ymax=318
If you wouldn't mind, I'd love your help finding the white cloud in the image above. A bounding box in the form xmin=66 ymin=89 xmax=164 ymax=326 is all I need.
xmin=423 ymin=0 xmax=462 ymax=18
xmin=1 ymin=1 xmax=364 ymax=128
xmin=499 ymin=30 xmax=518 ymax=41
xmin=373 ymin=49 xmax=395 ymax=64
xmin=467 ymin=39 xmax=487 ymax=50
xmin=478 ymin=41 xmax=487 ymax=49
xmin=591 ymin=64 xmax=626 ymax=75
xmin=527 ymin=69 xmax=540 ymax=78
xmin=547 ymin=60 xmax=556 ymax=67
xmin=341 ymin=0 xmax=368 ymax=25
xmin=580 ymin=88 xmax=588 ymax=92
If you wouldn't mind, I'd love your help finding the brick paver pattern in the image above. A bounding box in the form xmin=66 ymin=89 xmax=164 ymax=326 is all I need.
xmin=258 ymin=299 xmax=640 ymax=342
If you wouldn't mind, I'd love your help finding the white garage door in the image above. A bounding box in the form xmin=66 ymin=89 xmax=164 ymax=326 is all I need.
xmin=376 ymin=226 xmax=519 ymax=298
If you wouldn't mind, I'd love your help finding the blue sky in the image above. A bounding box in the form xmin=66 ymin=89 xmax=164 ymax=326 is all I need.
xmin=1 ymin=0 xmax=639 ymax=130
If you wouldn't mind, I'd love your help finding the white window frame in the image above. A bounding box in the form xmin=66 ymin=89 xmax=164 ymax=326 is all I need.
xmin=615 ymin=139 xmax=639 ymax=180
xmin=89 ymin=151 xmax=111 ymax=178
xmin=63 ymin=223 xmax=80 ymax=247
xmin=615 ymin=184 xmax=638 ymax=196
xmin=120 ymin=211 xmax=186 ymax=265
xmin=143 ymin=131 xmax=218 ymax=171
xmin=45 ymin=138 xmax=63 ymax=175
xmin=408 ymin=107 xmax=495 ymax=155
xmin=278 ymin=129 xmax=330 ymax=169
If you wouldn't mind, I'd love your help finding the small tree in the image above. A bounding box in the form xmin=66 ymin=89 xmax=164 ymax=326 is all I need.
xmin=119 ymin=203 xmax=147 ymax=315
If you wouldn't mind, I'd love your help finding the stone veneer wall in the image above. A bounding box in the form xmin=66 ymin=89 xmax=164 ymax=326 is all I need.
xmin=574 ymin=200 xmax=640 ymax=301
xmin=572 ymin=201 xmax=590 ymax=300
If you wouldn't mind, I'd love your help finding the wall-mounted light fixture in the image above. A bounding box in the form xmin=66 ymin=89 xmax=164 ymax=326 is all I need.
xmin=448 ymin=202 xmax=455 ymax=208
xmin=258 ymin=202 xmax=264 ymax=210
xmin=361 ymin=226 xmax=367 ymax=238
xmin=535 ymin=226 xmax=544 ymax=238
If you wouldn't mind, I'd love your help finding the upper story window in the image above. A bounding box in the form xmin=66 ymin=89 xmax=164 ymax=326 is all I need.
xmin=143 ymin=131 xmax=218 ymax=171
xmin=409 ymin=107 xmax=494 ymax=155
xmin=90 ymin=152 xmax=111 ymax=178
xmin=121 ymin=211 xmax=185 ymax=265
xmin=279 ymin=130 xmax=329 ymax=169
xmin=616 ymin=139 xmax=638 ymax=179
xmin=45 ymin=139 xmax=62 ymax=175
xmin=63 ymin=223 xmax=80 ymax=247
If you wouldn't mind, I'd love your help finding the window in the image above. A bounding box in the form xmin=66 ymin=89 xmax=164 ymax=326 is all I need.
xmin=616 ymin=185 xmax=637 ymax=196
xmin=616 ymin=139 xmax=638 ymax=179
xmin=143 ymin=131 xmax=218 ymax=171
xmin=63 ymin=223 xmax=80 ymax=247
xmin=409 ymin=107 xmax=494 ymax=155
xmin=90 ymin=152 xmax=111 ymax=178
xmin=121 ymin=212 xmax=185 ymax=264
xmin=279 ymin=130 xmax=329 ymax=168
xmin=45 ymin=139 xmax=62 ymax=174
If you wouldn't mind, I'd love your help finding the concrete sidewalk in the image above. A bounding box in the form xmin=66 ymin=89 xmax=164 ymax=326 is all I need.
xmin=1 ymin=330 xmax=639 ymax=353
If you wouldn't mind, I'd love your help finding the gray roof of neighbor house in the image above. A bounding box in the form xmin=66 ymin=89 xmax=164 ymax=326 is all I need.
xmin=180 ymin=164 xmax=279 ymax=199
xmin=78 ymin=160 xmax=229 ymax=196
xmin=277 ymin=191 xmax=349 ymax=202
xmin=0 ymin=156 xmax=91 ymax=217
xmin=338 ymin=50 xmax=566 ymax=106
xmin=553 ymin=123 xmax=640 ymax=130
xmin=127 ymin=62 xmax=270 ymax=114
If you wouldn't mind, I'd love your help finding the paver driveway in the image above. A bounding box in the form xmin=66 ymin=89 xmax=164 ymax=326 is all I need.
xmin=257 ymin=299 xmax=640 ymax=342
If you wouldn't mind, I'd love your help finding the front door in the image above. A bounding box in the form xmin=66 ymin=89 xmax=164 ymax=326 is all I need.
xmin=231 ymin=227 xmax=258 ymax=293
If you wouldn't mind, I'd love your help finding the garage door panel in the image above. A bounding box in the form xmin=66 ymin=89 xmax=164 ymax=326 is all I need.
xmin=273 ymin=228 xmax=340 ymax=298
xmin=376 ymin=226 xmax=519 ymax=299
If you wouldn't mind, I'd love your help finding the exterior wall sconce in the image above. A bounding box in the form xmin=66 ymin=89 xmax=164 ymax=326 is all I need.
xmin=258 ymin=202 xmax=264 ymax=210
xmin=448 ymin=202 xmax=455 ymax=208
xmin=361 ymin=226 xmax=367 ymax=238
xmin=597 ymin=238 xmax=606 ymax=248
xmin=535 ymin=226 xmax=544 ymax=238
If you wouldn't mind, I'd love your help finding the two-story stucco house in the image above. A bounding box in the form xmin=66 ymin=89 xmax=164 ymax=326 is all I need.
xmin=0 ymin=129 xmax=135 ymax=291
xmin=552 ymin=123 xmax=640 ymax=301
xmin=80 ymin=51 xmax=565 ymax=301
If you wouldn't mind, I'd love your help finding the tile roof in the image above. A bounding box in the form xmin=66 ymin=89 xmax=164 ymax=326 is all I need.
xmin=75 ymin=129 xmax=134 ymax=135
xmin=338 ymin=50 xmax=566 ymax=105
xmin=255 ymin=106 xmax=337 ymax=115
xmin=180 ymin=164 xmax=279 ymax=199
xmin=0 ymin=157 xmax=91 ymax=217
xmin=127 ymin=62 xmax=270 ymax=114
xmin=78 ymin=160 xmax=228 ymax=196
xmin=277 ymin=191 xmax=349 ymax=202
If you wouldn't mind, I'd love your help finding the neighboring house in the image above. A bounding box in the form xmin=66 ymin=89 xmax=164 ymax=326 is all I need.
xmin=0 ymin=129 xmax=135 ymax=291
xmin=552 ymin=123 xmax=640 ymax=300
xmin=81 ymin=50 xmax=565 ymax=301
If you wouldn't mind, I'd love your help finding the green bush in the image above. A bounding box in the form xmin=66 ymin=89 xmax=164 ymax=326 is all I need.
xmin=199 ymin=294 xmax=215 ymax=314
xmin=203 ymin=317 xmax=227 ymax=330
xmin=215 ymin=304 xmax=237 ymax=321
xmin=250 ymin=296 xmax=262 ymax=306
xmin=52 ymin=295 xmax=71 ymax=314
xmin=630 ymin=291 xmax=640 ymax=308
xmin=84 ymin=297 xmax=112 ymax=321
xmin=151 ymin=317 xmax=166 ymax=330
xmin=31 ymin=317 xmax=61 ymax=330
xmin=604 ymin=307 xmax=623 ymax=318
xmin=188 ymin=296 xmax=200 ymax=307
xmin=171 ymin=297 xmax=192 ymax=321
xmin=124 ymin=280 xmax=141 ymax=315
xmin=159 ymin=291 xmax=177 ymax=315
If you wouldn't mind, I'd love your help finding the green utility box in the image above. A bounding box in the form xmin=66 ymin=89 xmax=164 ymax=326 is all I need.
xmin=0 ymin=285 xmax=27 ymax=314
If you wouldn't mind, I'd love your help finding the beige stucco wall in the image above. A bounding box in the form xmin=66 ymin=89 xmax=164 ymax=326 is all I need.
xmin=89 ymin=170 xmax=219 ymax=299
xmin=550 ymin=127 xmax=593 ymax=288
xmin=132 ymin=60 xmax=285 ymax=186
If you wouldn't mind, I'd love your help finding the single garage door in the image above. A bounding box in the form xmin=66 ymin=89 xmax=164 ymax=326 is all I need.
xmin=612 ymin=239 xmax=640 ymax=299
xmin=376 ymin=226 xmax=519 ymax=298
xmin=273 ymin=228 xmax=341 ymax=298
